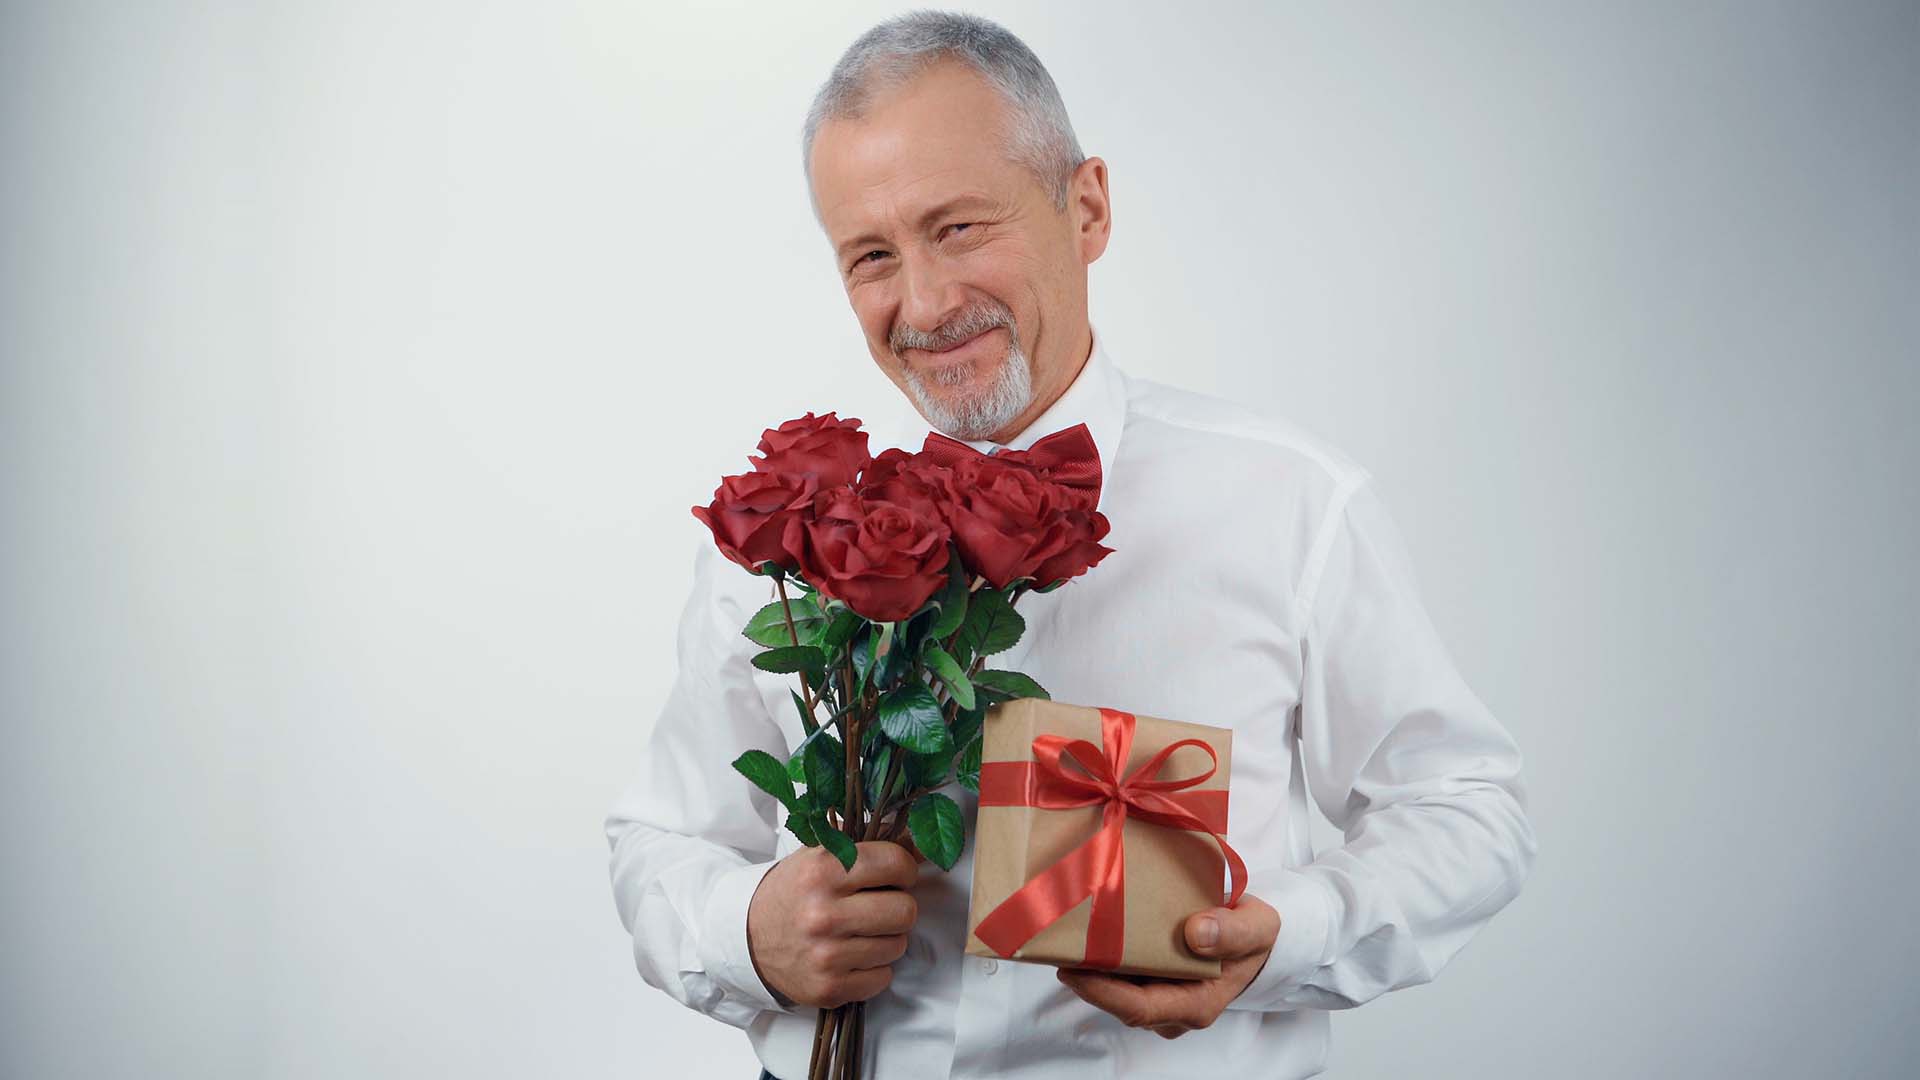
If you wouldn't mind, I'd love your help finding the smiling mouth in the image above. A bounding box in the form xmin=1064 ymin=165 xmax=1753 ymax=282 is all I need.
xmin=913 ymin=326 xmax=997 ymax=358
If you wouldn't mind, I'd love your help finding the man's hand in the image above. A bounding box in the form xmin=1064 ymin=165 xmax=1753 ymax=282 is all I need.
xmin=746 ymin=841 xmax=921 ymax=1008
xmin=1056 ymin=894 xmax=1281 ymax=1039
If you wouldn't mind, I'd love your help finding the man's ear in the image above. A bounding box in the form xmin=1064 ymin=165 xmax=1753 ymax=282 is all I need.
xmin=1070 ymin=156 xmax=1112 ymax=265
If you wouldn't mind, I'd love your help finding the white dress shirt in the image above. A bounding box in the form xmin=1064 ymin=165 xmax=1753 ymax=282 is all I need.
xmin=606 ymin=324 xmax=1538 ymax=1079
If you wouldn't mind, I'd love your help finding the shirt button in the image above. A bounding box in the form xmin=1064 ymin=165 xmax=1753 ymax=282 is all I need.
xmin=978 ymin=957 xmax=999 ymax=975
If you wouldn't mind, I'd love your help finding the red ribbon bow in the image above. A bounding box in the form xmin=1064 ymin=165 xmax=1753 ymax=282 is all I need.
xmin=918 ymin=422 xmax=1104 ymax=509
xmin=972 ymin=708 xmax=1248 ymax=970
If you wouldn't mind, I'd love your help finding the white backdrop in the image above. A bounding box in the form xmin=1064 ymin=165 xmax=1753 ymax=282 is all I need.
xmin=3 ymin=3 xmax=1915 ymax=1077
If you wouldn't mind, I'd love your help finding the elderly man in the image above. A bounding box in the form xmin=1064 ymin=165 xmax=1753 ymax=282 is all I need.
xmin=607 ymin=12 xmax=1537 ymax=1079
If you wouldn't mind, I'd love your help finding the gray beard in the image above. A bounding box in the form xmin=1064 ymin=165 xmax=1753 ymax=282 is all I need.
xmin=901 ymin=331 xmax=1033 ymax=441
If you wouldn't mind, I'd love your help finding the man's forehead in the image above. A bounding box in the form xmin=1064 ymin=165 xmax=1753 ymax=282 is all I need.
xmin=815 ymin=121 xmax=1013 ymax=215
xmin=810 ymin=64 xmax=1026 ymax=239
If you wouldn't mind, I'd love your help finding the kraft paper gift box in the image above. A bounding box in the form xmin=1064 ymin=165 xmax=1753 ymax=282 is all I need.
xmin=964 ymin=697 xmax=1239 ymax=980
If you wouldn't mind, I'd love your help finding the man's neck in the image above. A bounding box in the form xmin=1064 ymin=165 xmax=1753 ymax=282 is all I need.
xmin=984 ymin=321 xmax=1093 ymax=445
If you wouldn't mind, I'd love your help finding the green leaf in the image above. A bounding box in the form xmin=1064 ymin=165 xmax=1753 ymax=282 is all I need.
xmin=971 ymin=669 xmax=1050 ymax=702
xmin=814 ymin=815 xmax=857 ymax=870
xmin=783 ymin=810 xmax=814 ymax=845
xmin=732 ymin=750 xmax=797 ymax=809
xmin=785 ymin=723 xmax=841 ymax=786
xmin=784 ymin=801 xmax=819 ymax=846
xmin=907 ymin=792 xmax=966 ymax=871
xmin=923 ymin=645 xmax=975 ymax=711
xmin=742 ymin=597 xmax=827 ymax=648
xmin=904 ymin=746 xmax=954 ymax=790
xmin=789 ymin=689 xmax=816 ymax=734
xmin=863 ymin=741 xmax=896 ymax=807
xmin=928 ymin=550 xmax=969 ymax=640
xmin=960 ymin=589 xmax=1024 ymax=657
xmin=817 ymin=610 xmax=862 ymax=656
xmin=950 ymin=705 xmax=985 ymax=751
xmin=877 ymin=683 xmax=953 ymax=754
xmin=851 ymin=626 xmax=879 ymax=696
xmin=752 ymin=644 xmax=825 ymax=678
xmin=803 ymin=731 xmax=846 ymax=811
xmin=880 ymin=618 xmax=916 ymax=688
xmin=957 ymin=733 xmax=983 ymax=792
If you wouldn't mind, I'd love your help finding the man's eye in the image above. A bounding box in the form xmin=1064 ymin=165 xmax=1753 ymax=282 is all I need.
xmin=855 ymin=250 xmax=888 ymax=268
xmin=944 ymin=223 xmax=975 ymax=238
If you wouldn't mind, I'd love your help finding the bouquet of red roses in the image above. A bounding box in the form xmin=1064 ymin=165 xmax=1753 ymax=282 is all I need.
xmin=691 ymin=411 xmax=1113 ymax=1080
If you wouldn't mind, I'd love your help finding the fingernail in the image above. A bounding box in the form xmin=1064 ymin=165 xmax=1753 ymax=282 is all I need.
xmin=1194 ymin=916 xmax=1219 ymax=949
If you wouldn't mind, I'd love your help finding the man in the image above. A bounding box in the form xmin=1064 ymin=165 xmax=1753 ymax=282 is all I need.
xmin=607 ymin=12 xmax=1536 ymax=1079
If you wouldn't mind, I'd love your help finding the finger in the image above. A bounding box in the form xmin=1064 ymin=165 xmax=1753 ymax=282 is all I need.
xmin=1056 ymin=968 xmax=1164 ymax=1028
xmin=831 ymin=964 xmax=893 ymax=1006
xmin=839 ymin=841 xmax=920 ymax=892
xmin=835 ymin=933 xmax=909 ymax=971
xmin=837 ymin=888 xmax=918 ymax=936
xmin=1185 ymin=895 xmax=1280 ymax=960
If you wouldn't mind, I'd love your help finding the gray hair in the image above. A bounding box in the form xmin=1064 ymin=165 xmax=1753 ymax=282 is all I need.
xmin=802 ymin=10 xmax=1086 ymax=216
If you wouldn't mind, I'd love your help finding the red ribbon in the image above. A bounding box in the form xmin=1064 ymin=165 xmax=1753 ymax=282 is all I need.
xmin=919 ymin=422 xmax=1103 ymax=508
xmin=972 ymin=707 xmax=1248 ymax=969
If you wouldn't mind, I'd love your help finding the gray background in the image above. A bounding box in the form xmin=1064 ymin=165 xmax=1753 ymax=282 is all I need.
xmin=3 ymin=2 xmax=1914 ymax=1077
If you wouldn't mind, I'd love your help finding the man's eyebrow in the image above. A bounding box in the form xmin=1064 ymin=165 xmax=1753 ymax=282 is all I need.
xmin=834 ymin=195 xmax=996 ymax=261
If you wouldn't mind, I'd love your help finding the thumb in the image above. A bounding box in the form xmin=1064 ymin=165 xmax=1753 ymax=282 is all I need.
xmin=1184 ymin=896 xmax=1280 ymax=959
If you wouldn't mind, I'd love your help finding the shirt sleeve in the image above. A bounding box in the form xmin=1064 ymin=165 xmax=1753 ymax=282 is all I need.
xmin=604 ymin=539 xmax=801 ymax=1029
xmin=1230 ymin=474 xmax=1539 ymax=1013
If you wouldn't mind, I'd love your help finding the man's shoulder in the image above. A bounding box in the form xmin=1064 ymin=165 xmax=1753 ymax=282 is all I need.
xmin=1123 ymin=374 xmax=1371 ymax=492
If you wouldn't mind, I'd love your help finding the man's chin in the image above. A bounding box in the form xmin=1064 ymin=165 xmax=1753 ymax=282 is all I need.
xmin=926 ymin=392 xmax=986 ymax=424
xmin=919 ymin=388 xmax=1032 ymax=440
xmin=916 ymin=358 xmax=997 ymax=395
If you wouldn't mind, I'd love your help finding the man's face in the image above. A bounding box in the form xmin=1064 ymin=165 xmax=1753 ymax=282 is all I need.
xmin=807 ymin=60 xmax=1108 ymax=441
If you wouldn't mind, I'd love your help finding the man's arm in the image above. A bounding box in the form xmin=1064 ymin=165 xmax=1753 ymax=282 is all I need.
xmin=1061 ymin=473 xmax=1538 ymax=1032
xmin=604 ymin=540 xmax=796 ymax=1028
xmin=1228 ymin=473 xmax=1539 ymax=1012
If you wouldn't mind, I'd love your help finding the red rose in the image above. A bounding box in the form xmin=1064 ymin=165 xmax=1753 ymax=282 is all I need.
xmin=750 ymin=411 xmax=871 ymax=489
xmin=796 ymin=489 xmax=951 ymax=622
xmin=1024 ymin=506 xmax=1115 ymax=588
xmin=808 ymin=483 xmax=866 ymax=527
xmin=859 ymin=447 xmax=951 ymax=521
xmin=690 ymin=470 xmax=816 ymax=573
xmin=935 ymin=456 xmax=1114 ymax=588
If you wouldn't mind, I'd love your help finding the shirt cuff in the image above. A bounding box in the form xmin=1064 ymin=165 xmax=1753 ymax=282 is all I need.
xmin=696 ymin=858 xmax=798 ymax=1017
xmin=1227 ymin=864 xmax=1335 ymax=1012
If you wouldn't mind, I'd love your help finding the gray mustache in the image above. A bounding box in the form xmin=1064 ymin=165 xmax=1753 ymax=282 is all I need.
xmin=891 ymin=303 xmax=1015 ymax=354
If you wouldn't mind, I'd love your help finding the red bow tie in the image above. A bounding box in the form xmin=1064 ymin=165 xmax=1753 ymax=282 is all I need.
xmin=918 ymin=422 xmax=1103 ymax=509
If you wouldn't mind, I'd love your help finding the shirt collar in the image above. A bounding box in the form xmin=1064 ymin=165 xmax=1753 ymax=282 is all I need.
xmin=870 ymin=322 xmax=1129 ymax=512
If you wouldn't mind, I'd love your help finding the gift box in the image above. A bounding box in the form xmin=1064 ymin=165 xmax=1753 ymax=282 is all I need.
xmin=964 ymin=698 xmax=1244 ymax=979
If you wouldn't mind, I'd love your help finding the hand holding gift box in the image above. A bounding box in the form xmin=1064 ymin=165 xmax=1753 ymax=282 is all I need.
xmin=966 ymin=698 xmax=1246 ymax=979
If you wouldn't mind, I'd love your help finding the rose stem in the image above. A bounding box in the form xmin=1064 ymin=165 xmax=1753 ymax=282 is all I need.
xmin=808 ymin=1006 xmax=830 ymax=1079
xmin=828 ymin=1002 xmax=855 ymax=1080
xmin=774 ymin=575 xmax=820 ymax=721
xmin=849 ymin=1001 xmax=866 ymax=1079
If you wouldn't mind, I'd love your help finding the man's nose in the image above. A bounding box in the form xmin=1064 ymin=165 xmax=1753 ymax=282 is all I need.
xmin=896 ymin=252 xmax=965 ymax=338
